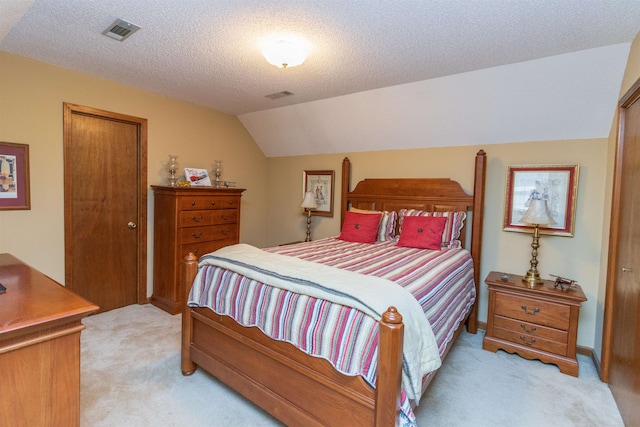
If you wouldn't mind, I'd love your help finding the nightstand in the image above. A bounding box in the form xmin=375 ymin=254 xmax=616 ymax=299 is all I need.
xmin=482 ymin=271 xmax=587 ymax=376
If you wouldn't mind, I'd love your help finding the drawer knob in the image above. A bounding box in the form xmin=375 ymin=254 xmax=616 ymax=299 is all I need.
xmin=521 ymin=305 xmax=539 ymax=315
xmin=191 ymin=231 xmax=203 ymax=238
xmin=520 ymin=323 xmax=537 ymax=334
xmin=221 ymin=228 xmax=230 ymax=235
xmin=192 ymin=215 xmax=203 ymax=222
xmin=211 ymin=201 xmax=216 ymax=206
xmin=520 ymin=336 xmax=536 ymax=346
xmin=221 ymin=215 xmax=230 ymax=220
xmin=191 ymin=201 xmax=196 ymax=206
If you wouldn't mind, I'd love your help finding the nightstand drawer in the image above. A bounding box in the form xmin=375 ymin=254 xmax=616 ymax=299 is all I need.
xmin=493 ymin=315 xmax=568 ymax=343
xmin=493 ymin=326 xmax=568 ymax=356
xmin=495 ymin=292 xmax=570 ymax=330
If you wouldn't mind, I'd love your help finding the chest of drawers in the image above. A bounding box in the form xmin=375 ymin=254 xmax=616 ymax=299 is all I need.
xmin=482 ymin=271 xmax=587 ymax=376
xmin=151 ymin=185 xmax=244 ymax=314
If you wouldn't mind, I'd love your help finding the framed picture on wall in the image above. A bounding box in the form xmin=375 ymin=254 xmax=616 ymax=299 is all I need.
xmin=503 ymin=164 xmax=579 ymax=237
xmin=0 ymin=141 xmax=30 ymax=210
xmin=303 ymin=170 xmax=334 ymax=217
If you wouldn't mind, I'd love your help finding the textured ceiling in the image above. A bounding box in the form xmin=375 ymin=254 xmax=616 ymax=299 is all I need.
xmin=1 ymin=0 xmax=640 ymax=116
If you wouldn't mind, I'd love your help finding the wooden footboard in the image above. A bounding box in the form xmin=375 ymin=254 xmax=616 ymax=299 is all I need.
xmin=181 ymin=253 xmax=404 ymax=426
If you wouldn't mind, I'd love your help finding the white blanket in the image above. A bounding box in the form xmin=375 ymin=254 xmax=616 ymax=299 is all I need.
xmin=197 ymin=243 xmax=441 ymax=402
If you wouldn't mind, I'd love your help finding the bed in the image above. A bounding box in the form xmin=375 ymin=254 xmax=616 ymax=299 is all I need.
xmin=180 ymin=150 xmax=486 ymax=426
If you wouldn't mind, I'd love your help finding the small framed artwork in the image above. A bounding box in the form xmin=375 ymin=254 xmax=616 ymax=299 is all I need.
xmin=184 ymin=168 xmax=212 ymax=187
xmin=303 ymin=170 xmax=334 ymax=217
xmin=503 ymin=164 xmax=579 ymax=236
xmin=0 ymin=141 xmax=31 ymax=210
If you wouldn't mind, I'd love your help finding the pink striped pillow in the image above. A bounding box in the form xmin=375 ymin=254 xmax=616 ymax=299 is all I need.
xmin=397 ymin=209 xmax=466 ymax=249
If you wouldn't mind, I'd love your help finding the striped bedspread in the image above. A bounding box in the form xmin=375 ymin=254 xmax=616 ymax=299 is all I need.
xmin=188 ymin=237 xmax=475 ymax=426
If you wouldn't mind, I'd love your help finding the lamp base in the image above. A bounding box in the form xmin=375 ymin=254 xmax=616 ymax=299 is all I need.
xmin=522 ymin=269 xmax=544 ymax=287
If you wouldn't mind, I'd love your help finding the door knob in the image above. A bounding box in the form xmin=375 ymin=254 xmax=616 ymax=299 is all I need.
xmin=622 ymin=267 xmax=632 ymax=272
xmin=128 ymin=222 xmax=137 ymax=229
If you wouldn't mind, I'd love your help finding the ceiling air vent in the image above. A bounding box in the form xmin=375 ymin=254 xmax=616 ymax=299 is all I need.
xmin=265 ymin=91 xmax=293 ymax=100
xmin=102 ymin=19 xmax=140 ymax=42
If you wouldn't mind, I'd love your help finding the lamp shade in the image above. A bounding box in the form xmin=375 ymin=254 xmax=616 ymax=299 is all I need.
xmin=262 ymin=39 xmax=308 ymax=68
xmin=300 ymin=191 xmax=318 ymax=209
xmin=519 ymin=199 xmax=557 ymax=226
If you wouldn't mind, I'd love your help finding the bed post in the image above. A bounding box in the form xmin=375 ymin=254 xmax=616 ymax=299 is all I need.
xmin=341 ymin=157 xmax=351 ymax=227
xmin=181 ymin=252 xmax=198 ymax=376
xmin=468 ymin=149 xmax=487 ymax=334
xmin=374 ymin=306 xmax=404 ymax=427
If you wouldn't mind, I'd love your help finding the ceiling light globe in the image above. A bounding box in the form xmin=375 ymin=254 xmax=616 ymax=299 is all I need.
xmin=262 ymin=39 xmax=308 ymax=69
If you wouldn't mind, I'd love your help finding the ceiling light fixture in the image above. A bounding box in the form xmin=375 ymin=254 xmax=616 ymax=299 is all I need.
xmin=262 ymin=39 xmax=308 ymax=69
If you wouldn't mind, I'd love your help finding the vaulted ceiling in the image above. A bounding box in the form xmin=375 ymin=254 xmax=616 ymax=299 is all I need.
xmin=2 ymin=1 xmax=640 ymax=156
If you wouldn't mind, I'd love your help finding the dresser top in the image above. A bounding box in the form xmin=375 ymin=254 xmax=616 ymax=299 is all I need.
xmin=0 ymin=254 xmax=99 ymax=338
xmin=151 ymin=185 xmax=245 ymax=195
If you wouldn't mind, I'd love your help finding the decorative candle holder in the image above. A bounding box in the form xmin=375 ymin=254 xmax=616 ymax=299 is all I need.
xmin=168 ymin=155 xmax=178 ymax=186
xmin=213 ymin=160 xmax=223 ymax=187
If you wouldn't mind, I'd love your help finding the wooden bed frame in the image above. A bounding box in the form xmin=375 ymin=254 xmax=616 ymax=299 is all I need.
xmin=181 ymin=149 xmax=486 ymax=426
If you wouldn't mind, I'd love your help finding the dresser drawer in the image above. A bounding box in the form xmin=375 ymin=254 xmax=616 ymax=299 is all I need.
xmin=180 ymin=196 xmax=211 ymax=210
xmin=180 ymin=210 xmax=214 ymax=226
xmin=179 ymin=209 xmax=237 ymax=226
xmin=493 ymin=315 xmax=568 ymax=344
xmin=493 ymin=326 xmax=568 ymax=356
xmin=179 ymin=239 xmax=237 ymax=259
xmin=180 ymin=195 xmax=240 ymax=211
xmin=218 ymin=197 xmax=240 ymax=210
xmin=180 ymin=225 xmax=237 ymax=244
xmin=210 ymin=209 xmax=237 ymax=224
xmin=495 ymin=292 xmax=570 ymax=330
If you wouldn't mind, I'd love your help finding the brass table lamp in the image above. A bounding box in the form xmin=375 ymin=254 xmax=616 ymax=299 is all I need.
xmin=300 ymin=191 xmax=319 ymax=242
xmin=519 ymin=199 xmax=556 ymax=287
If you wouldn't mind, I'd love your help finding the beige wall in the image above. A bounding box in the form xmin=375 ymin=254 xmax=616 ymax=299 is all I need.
xmin=266 ymin=140 xmax=608 ymax=349
xmin=0 ymin=52 xmax=268 ymax=294
xmin=593 ymin=32 xmax=640 ymax=360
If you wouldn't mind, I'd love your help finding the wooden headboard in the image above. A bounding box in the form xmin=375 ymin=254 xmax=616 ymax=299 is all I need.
xmin=340 ymin=149 xmax=487 ymax=332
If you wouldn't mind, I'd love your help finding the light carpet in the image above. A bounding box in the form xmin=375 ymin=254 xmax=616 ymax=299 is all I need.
xmin=80 ymin=304 xmax=623 ymax=426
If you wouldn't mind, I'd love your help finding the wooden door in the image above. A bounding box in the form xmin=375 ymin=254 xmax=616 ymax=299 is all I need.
xmin=602 ymin=79 xmax=640 ymax=424
xmin=63 ymin=103 xmax=147 ymax=313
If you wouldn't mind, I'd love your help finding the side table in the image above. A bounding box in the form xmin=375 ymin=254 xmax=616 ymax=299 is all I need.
xmin=482 ymin=271 xmax=587 ymax=376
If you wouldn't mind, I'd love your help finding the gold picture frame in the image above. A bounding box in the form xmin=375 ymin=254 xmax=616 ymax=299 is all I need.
xmin=503 ymin=164 xmax=579 ymax=237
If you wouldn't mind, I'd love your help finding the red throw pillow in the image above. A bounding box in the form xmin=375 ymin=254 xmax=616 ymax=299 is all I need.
xmin=396 ymin=216 xmax=446 ymax=250
xmin=338 ymin=211 xmax=382 ymax=244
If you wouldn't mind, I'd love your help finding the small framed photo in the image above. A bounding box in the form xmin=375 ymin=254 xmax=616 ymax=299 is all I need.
xmin=503 ymin=164 xmax=579 ymax=237
xmin=303 ymin=170 xmax=334 ymax=217
xmin=184 ymin=168 xmax=211 ymax=187
xmin=0 ymin=142 xmax=30 ymax=210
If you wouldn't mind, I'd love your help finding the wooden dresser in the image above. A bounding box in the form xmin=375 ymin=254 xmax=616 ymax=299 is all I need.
xmin=151 ymin=185 xmax=244 ymax=314
xmin=482 ymin=271 xmax=587 ymax=376
xmin=0 ymin=253 xmax=98 ymax=426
